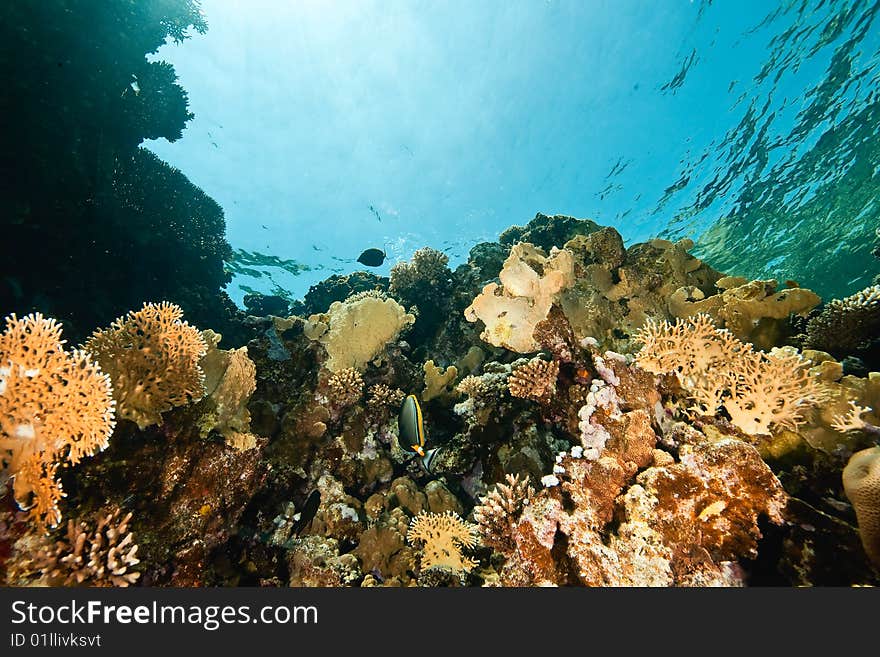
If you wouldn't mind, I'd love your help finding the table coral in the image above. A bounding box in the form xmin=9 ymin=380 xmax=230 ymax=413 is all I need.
xmin=0 ymin=313 xmax=115 ymax=527
xmin=85 ymin=301 xmax=207 ymax=429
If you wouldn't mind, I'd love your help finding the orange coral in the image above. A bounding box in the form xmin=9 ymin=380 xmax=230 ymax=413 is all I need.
xmin=0 ymin=313 xmax=115 ymax=527
xmin=85 ymin=302 xmax=207 ymax=429
xmin=635 ymin=314 xmax=824 ymax=436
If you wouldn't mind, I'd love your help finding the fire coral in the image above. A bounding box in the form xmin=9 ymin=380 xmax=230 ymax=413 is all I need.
xmin=0 ymin=313 xmax=116 ymax=527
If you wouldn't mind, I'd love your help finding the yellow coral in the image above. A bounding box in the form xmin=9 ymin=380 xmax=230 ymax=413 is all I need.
xmin=421 ymin=360 xmax=458 ymax=401
xmin=85 ymin=302 xmax=207 ymax=429
xmin=635 ymin=314 xmax=824 ymax=436
xmin=464 ymin=243 xmax=574 ymax=353
xmin=327 ymin=367 xmax=364 ymax=407
xmin=197 ymin=330 xmax=257 ymax=443
xmin=407 ymin=511 xmax=477 ymax=574
xmin=0 ymin=313 xmax=116 ymax=527
xmin=304 ymin=296 xmax=414 ymax=373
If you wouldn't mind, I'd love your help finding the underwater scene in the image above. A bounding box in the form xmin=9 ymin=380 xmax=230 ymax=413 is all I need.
xmin=2 ymin=0 xmax=880 ymax=588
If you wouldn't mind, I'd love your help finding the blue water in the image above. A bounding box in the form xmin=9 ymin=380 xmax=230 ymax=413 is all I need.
xmin=145 ymin=0 xmax=880 ymax=304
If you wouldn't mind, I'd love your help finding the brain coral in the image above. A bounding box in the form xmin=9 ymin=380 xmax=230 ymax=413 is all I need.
xmin=0 ymin=313 xmax=115 ymax=527
xmin=85 ymin=302 xmax=207 ymax=429
xmin=304 ymin=296 xmax=414 ymax=373
xmin=843 ymin=446 xmax=880 ymax=568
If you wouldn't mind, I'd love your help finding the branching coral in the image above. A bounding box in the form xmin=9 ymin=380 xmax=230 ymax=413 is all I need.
xmin=464 ymin=243 xmax=575 ymax=353
xmin=508 ymin=358 xmax=559 ymax=404
xmin=366 ymin=384 xmax=404 ymax=411
xmin=407 ymin=511 xmax=477 ymax=575
xmin=635 ymin=314 xmax=825 ymax=437
xmin=473 ymin=474 xmax=533 ymax=554
xmin=327 ymin=368 xmax=364 ymax=408
xmin=805 ymin=284 xmax=880 ymax=353
xmin=85 ymin=301 xmax=206 ymax=429
xmin=0 ymin=313 xmax=115 ymax=527
xmin=30 ymin=508 xmax=140 ymax=586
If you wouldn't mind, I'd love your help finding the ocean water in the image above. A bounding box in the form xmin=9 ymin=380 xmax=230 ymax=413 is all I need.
xmin=143 ymin=0 xmax=880 ymax=304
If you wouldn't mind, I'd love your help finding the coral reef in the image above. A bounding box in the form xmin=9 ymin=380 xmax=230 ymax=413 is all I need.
xmin=85 ymin=302 xmax=207 ymax=429
xmin=0 ymin=313 xmax=115 ymax=527
xmin=4 ymin=212 xmax=879 ymax=589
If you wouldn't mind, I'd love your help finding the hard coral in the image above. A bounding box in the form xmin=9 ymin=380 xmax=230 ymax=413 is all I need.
xmin=0 ymin=313 xmax=115 ymax=527
xmin=473 ymin=474 xmax=534 ymax=555
xmin=85 ymin=301 xmax=207 ymax=429
xmin=389 ymin=247 xmax=452 ymax=305
xmin=843 ymin=447 xmax=880 ymax=568
xmin=508 ymin=357 xmax=559 ymax=404
xmin=805 ymin=284 xmax=880 ymax=354
xmin=327 ymin=367 xmax=364 ymax=408
xmin=28 ymin=508 xmax=140 ymax=586
xmin=196 ymin=330 xmax=258 ymax=447
xmin=304 ymin=296 xmax=414 ymax=373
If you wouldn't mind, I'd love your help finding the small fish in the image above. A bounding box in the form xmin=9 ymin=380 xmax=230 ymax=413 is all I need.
xmin=357 ymin=247 xmax=387 ymax=267
xmin=399 ymin=394 xmax=426 ymax=456
xmin=369 ymin=205 xmax=382 ymax=222
xmin=291 ymin=490 xmax=321 ymax=536
xmin=261 ymin=224 xmax=269 ymax=230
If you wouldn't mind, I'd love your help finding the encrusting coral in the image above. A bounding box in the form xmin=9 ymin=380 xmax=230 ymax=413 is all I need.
xmin=85 ymin=301 xmax=207 ymax=429
xmin=843 ymin=446 xmax=880 ymax=568
xmin=0 ymin=313 xmax=116 ymax=527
